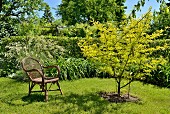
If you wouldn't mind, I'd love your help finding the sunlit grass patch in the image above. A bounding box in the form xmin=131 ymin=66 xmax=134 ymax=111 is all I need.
xmin=0 ymin=77 xmax=170 ymax=114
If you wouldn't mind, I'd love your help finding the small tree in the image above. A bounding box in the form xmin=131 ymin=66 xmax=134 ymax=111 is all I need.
xmin=78 ymin=11 xmax=168 ymax=96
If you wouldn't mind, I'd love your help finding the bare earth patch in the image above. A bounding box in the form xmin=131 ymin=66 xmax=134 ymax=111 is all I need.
xmin=98 ymin=91 xmax=140 ymax=103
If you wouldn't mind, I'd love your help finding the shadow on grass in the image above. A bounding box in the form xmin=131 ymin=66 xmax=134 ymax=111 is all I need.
xmin=22 ymin=94 xmax=45 ymax=103
xmin=0 ymin=93 xmax=45 ymax=106
xmin=0 ymin=91 xmax=125 ymax=113
xmin=52 ymin=92 xmax=123 ymax=114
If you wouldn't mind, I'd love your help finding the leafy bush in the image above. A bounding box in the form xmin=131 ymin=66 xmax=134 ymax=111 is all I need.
xmin=7 ymin=57 xmax=110 ymax=81
xmin=56 ymin=57 xmax=99 ymax=80
xmin=0 ymin=18 xmax=18 ymax=38
xmin=0 ymin=36 xmax=65 ymax=77
xmin=58 ymin=23 xmax=87 ymax=37
xmin=144 ymin=64 xmax=170 ymax=88
xmin=149 ymin=39 xmax=170 ymax=58
xmin=45 ymin=36 xmax=83 ymax=58
xmin=17 ymin=17 xmax=49 ymax=36
xmin=0 ymin=35 xmax=108 ymax=79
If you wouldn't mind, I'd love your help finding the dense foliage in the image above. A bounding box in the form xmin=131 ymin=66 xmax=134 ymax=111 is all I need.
xmin=42 ymin=3 xmax=54 ymax=23
xmin=0 ymin=0 xmax=46 ymax=38
xmin=56 ymin=57 xmax=98 ymax=80
xmin=0 ymin=18 xmax=18 ymax=38
xmin=143 ymin=1 xmax=170 ymax=87
xmin=0 ymin=36 xmax=83 ymax=77
xmin=145 ymin=63 xmax=170 ymax=88
xmin=0 ymin=0 xmax=45 ymax=19
xmin=57 ymin=0 xmax=126 ymax=25
xmin=0 ymin=36 xmax=62 ymax=76
xmin=0 ymin=0 xmax=170 ymax=89
xmin=151 ymin=2 xmax=170 ymax=38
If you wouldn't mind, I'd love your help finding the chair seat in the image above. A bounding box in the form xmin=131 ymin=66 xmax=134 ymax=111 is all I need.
xmin=32 ymin=77 xmax=59 ymax=83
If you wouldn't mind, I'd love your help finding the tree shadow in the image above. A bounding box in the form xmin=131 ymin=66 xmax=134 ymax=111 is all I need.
xmin=0 ymin=93 xmax=45 ymax=106
xmin=0 ymin=93 xmax=27 ymax=106
xmin=52 ymin=92 xmax=124 ymax=114
xmin=0 ymin=89 xmax=130 ymax=113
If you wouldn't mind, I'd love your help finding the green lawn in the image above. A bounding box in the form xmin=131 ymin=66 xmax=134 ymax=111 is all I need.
xmin=0 ymin=77 xmax=170 ymax=114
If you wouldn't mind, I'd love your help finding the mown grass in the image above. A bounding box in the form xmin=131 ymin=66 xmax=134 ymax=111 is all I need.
xmin=0 ymin=77 xmax=170 ymax=114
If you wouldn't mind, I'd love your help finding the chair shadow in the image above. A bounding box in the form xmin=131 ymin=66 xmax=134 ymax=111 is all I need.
xmin=1 ymin=93 xmax=50 ymax=106
xmin=22 ymin=94 xmax=45 ymax=103
xmin=0 ymin=93 xmax=38 ymax=106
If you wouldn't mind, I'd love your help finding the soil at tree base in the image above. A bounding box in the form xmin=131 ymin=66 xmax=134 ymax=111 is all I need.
xmin=98 ymin=91 xmax=140 ymax=103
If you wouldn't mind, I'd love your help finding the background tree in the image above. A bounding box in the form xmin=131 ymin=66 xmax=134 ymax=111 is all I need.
xmin=131 ymin=0 xmax=165 ymax=17
xmin=56 ymin=0 xmax=126 ymax=25
xmin=115 ymin=0 xmax=126 ymax=21
xmin=56 ymin=0 xmax=166 ymax=25
xmin=18 ymin=16 xmax=43 ymax=36
xmin=0 ymin=0 xmax=46 ymax=38
xmin=42 ymin=3 xmax=54 ymax=23
xmin=0 ymin=17 xmax=18 ymax=38
xmin=0 ymin=0 xmax=45 ymax=19
xmin=151 ymin=1 xmax=170 ymax=38
xmin=78 ymin=11 xmax=168 ymax=96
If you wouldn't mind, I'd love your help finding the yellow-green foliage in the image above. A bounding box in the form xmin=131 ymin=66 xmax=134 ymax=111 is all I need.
xmin=78 ymin=12 xmax=168 ymax=80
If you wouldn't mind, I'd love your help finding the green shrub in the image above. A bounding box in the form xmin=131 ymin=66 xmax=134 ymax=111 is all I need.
xmin=56 ymin=57 xmax=112 ymax=80
xmin=46 ymin=36 xmax=83 ymax=58
xmin=0 ymin=36 xmax=65 ymax=77
xmin=58 ymin=23 xmax=87 ymax=37
xmin=144 ymin=64 xmax=170 ymax=88
xmin=0 ymin=35 xmax=84 ymax=77
xmin=0 ymin=18 xmax=18 ymax=38
xmin=150 ymin=39 xmax=170 ymax=59
xmin=6 ymin=57 xmax=110 ymax=81
xmin=55 ymin=57 xmax=98 ymax=80
xmin=0 ymin=35 xmax=108 ymax=79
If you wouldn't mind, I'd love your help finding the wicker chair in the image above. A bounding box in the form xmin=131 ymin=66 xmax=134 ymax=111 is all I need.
xmin=21 ymin=57 xmax=63 ymax=102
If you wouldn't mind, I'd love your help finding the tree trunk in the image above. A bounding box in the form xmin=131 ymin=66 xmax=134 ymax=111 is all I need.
xmin=128 ymin=80 xmax=131 ymax=98
xmin=117 ymin=80 xmax=121 ymax=96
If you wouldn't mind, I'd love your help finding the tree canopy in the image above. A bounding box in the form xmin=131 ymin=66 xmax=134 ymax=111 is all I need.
xmin=42 ymin=3 xmax=54 ymax=23
xmin=130 ymin=0 xmax=166 ymax=17
xmin=0 ymin=0 xmax=47 ymax=38
xmin=57 ymin=0 xmax=126 ymax=25
xmin=0 ymin=0 xmax=45 ymax=19
xmin=57 ymin=0 xmax=168 ymax=25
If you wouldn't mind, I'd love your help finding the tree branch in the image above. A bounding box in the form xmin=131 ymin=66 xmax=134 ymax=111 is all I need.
xmin=113 ymin=9 xmax=152 ymax=46
xmin=120 ymin=79 xmax=133 ymax=89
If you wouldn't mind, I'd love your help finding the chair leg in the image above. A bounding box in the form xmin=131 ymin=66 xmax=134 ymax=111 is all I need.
xmin=56 ymin=81 xmax=63 ymax=95
xmin=28 ymin=82 xmax=34 ymax=96
xmin=45 ymin=84 xmax=48 ymax=102
xmin=28 ymin=82 xmax=31 ymax=96
xmin=28 ymin=82 xmax=35 ymax=96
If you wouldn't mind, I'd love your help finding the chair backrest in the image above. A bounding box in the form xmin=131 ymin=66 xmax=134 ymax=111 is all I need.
xmin=21 ymin=57 xmax=44 ymax=80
